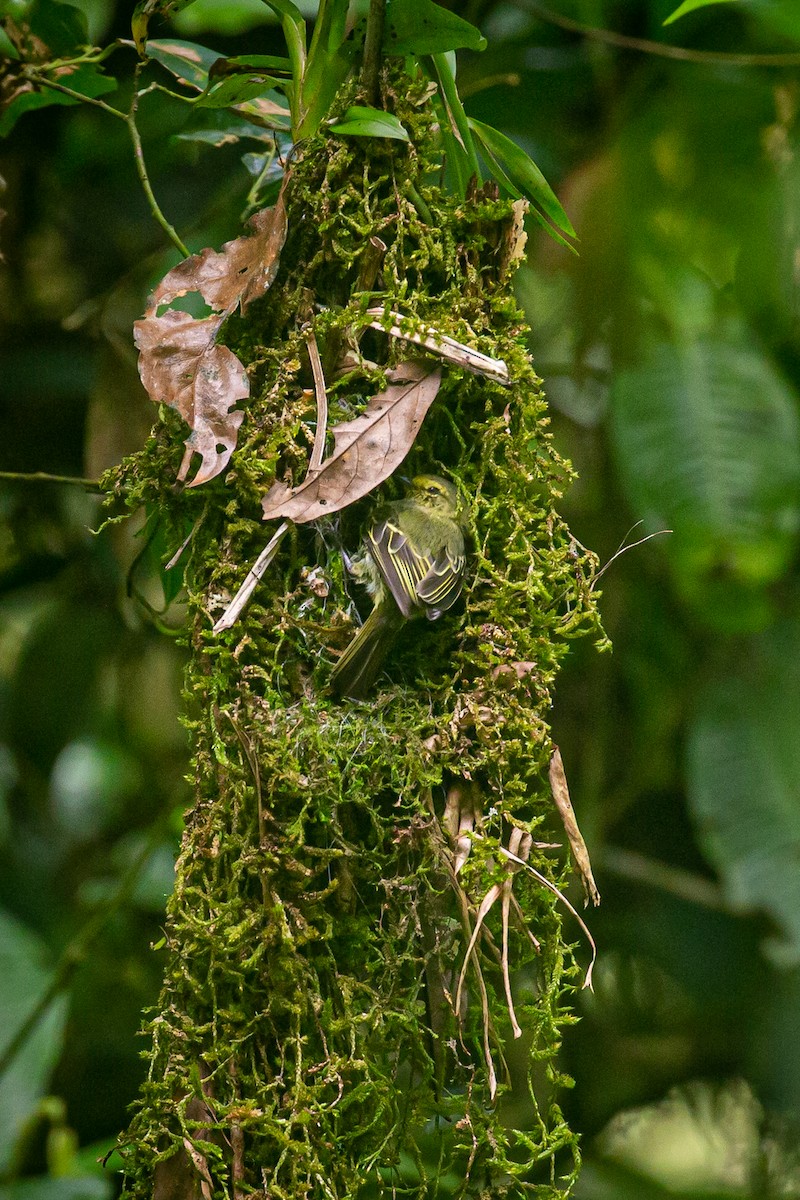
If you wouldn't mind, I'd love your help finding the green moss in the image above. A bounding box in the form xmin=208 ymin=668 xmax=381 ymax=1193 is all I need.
xmin=112 ymin=63 xmax=604 ymax=1200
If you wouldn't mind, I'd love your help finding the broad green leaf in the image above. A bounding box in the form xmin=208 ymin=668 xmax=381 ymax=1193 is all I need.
xmin=209 ymin=52 xmax=292 ymax=75
xmin=146 ymin=37 xmax=221 ymax=90
xmin=384 ymin=0 xmax=487 ymax=54
xmin=329 ymin=106 xmax=409 ymax=142
xmin=687 ymin=619 xmax=800 ymax=963
xmin=468 ymin=117 xmax=576 ymax=239
xmin=0 ymin=909 xmax=68 ymax=1171
xmin=173 ymin=113 xmax=279 ymax=146
xmin=664 ymin=0 xmax=738 ymax=25
xmin=196 ymin=73 xmax=283 ymax=108
xmin=611 ymin=334 xmax=800 ymax=624
xmin=171 ymin=0 xmax=275 ymax=35
xmin=0 ymin=64 xmax=117 ymax=137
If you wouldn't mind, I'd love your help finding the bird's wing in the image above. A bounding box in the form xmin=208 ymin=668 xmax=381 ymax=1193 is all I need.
xmin=416 ymin=546 xmax=466 ymax=617
xmin=367 ymin=516 xmax=432 ymax=619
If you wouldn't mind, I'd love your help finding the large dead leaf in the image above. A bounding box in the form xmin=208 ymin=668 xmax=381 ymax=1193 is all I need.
xmin=135 ymin=310 xmax=247 ymax=486
xmin=261 ymin=361 xmax=442 ymax=523
xmin=150 ymin=202 xmax=288 ymax=316
xmin=134 ymin=190 xmax=288 ymax=487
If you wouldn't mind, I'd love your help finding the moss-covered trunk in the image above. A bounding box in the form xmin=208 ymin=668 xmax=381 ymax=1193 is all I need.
xmin=110 ymin=64 xmax=603 ymax=1200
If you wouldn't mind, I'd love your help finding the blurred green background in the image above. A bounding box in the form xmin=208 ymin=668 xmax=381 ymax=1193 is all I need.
xmin=3 ymin=0 xmax=800 ymax=1196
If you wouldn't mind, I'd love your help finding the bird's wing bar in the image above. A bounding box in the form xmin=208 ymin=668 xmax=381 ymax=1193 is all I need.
xmin=368 ymin=517 xmax=432 ymax=618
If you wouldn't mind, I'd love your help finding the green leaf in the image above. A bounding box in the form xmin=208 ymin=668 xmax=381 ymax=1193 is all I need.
xmin=686 ymin=618 xmax=800 ymax=963
xmin=0 ymin=909 xmax=68 ymax=1171
xmin=468 ymin=117 xmax=576 ymax=239
xmin=329 ymin=105 xmax=409 ymax=142
xmin=384 ymin=0 xmax=487 ymax=54
xmin=196 ymin=72 xmax=283 ymax=108
xmin=146 ymin=37 xmax=222 ymax=90
xmin=610 ymin=334 xmax=800 ymax=624
xmin=664 ymin=0 xmax=738 ymax=25
xmin=172 ymin=112 xmax=279 ymax=147
xmin=431 ymin=53 xmax=481 ymax=191
xmin=27 ymin=0 xmax=87 ymax=53
xmin=209 ymin=52 xmax=292 ymax=75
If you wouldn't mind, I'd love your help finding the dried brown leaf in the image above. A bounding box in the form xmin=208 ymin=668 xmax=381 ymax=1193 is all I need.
xmin=549 ymin=746 xmax=601 ymax=907
xmin=149 ymin=197 xmax=288 ymax=317
xmin=133 ymin=310 xmax=247 ymax=487
xmin=261 ymin=361 xmax=442 ymax=523
xmin=135 ymin=190 xmax=288 ymax=486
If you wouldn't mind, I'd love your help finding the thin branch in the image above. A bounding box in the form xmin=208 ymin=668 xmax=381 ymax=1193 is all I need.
xmin=0 ymin=470 xmax=103 ymax=492
xmin=593 ymin=524 xmax=672 ymax=586
xmin=25 ymin=73 xmax=126 ymax=119
xmin=365 ymin=307 xmax=510 ymax=386
xmin=521 ymin=0 xmax=800 ymax=67
xmin=127 ymin=63 xmax=190 ymax=258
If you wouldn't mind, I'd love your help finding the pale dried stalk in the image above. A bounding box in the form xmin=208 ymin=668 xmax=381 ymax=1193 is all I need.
xmin=549 ymin=746 xmax=600 ymax=906
xmin=305 ymin=330 xmax=328 ymax=473
xmin=365 ymin=307 xmax=511 ymax=386
xmin=211 ymin=521 xmax=290 ymax=633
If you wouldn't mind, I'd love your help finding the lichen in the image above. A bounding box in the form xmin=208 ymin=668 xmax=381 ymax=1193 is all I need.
xmin=107 ymin=63 xmax=605 ymax=1200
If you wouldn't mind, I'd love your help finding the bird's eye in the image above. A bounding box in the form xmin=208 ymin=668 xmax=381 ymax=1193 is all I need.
xmin=427 ymin=485 xmax=439 ymax=496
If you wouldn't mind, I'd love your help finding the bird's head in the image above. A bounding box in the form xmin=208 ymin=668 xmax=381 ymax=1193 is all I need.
xmin=408 ymin=474 xmax=461 ymax=517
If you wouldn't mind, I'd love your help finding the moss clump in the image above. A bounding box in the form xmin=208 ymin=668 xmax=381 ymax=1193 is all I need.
xmin=110 ymin=63 xmax=605 ymax=1200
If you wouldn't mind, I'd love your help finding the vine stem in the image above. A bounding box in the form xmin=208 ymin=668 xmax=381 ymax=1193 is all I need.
xmin=362 ymin=0 xmax=387 ymax=105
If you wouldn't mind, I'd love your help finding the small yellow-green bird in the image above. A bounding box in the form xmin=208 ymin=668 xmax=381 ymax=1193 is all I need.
xmin=331 ymin=475 xmax=468 ymax=699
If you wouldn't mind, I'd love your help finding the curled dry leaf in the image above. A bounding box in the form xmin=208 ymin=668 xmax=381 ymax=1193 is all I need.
xmin=549 ymin=745 xmax=601 ymax=907
xmin=134 ymin=190 xmax=288 ymax=487
xmin=135 ymin=310 xmax=247 ymax=487
xmin=261 ymin=361 xmax=442 ymax=523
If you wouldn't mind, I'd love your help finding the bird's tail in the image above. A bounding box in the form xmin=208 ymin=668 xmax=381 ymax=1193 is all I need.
xmin=330 ymin=602 xmax=402 ymax=699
